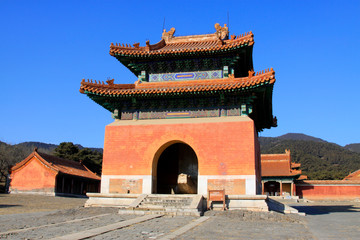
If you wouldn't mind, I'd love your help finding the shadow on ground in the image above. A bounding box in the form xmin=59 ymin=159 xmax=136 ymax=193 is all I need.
xmin=291 ymin=204 xmax=360 ymax=215
xmin=0 ymin=204 xmax=21 ymax=209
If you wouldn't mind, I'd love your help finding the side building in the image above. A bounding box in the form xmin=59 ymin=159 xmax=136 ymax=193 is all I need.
xmin=9 ymin=149 xmax=100 ymax=195
xmin=261 ymin=149 xmax=306 ymax=197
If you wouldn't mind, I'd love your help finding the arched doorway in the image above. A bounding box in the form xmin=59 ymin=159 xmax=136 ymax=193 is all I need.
xmin=155 ymin=143 xmax=198 ymax=194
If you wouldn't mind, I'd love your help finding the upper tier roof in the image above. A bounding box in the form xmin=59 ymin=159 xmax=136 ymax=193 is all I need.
xmin=80 ymin=68 xmax=274 ymax=96
xmin=261 ymin=150 xmax=302 ymax=177
xmin=11 ymin=149 xmax=101 ymax=180
xmin=109 ymin=23 xmax=254 ymax=58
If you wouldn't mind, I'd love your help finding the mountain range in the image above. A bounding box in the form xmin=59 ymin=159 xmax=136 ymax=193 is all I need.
xmin=259 ymin=133 xmax=360 ymax=179
xmin=1 ymin=133 xmax=360 ymax=180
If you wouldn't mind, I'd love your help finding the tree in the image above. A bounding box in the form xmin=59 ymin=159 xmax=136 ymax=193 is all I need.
xmin=54 ymin=142 xmax=80 ymax=161
xmin=0 ymin=142 xmax=27 ymax=192
xmin=76 ymin=148 xmax=102 ymax=174
xmin=53 ymin=142 xmax=102 ymax=174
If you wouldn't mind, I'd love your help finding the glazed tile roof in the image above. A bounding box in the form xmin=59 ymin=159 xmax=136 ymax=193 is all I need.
xmin=343 ymin=169 xmax=360 ymax=180
xmin=261 ymin=150 xmax=302 ymax=177
xmin=109 ymin=24 xmax=254 ymax=57
xmin=80 ymin=68 xmax=275 ymax=97
xmin=11 ymin=150 xmax=101 ymax=180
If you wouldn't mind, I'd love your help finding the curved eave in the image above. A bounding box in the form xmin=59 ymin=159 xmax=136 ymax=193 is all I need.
xmin=111 ymin=42 xmax=253 ymax=60
xmin=80 ymin=69 xmax=276 ymax=131
xmin=80 ymin=69 xmax=274 ymax=97
xmin=11 ymin=151 xmax=59 ymax=174
xmin=84 ymin=82 xmax=273 ymax=99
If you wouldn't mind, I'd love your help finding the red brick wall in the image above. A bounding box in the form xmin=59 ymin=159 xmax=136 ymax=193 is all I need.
xmin=10 ymin=156 xmax=57 ymax=192
xmin=109 ymin=179 xmax=143 ymax=194
xmin=296 ymin=182 xmax=360 ymax=200
xmin=102 ymin=118 xmax=257 ymax=178
xmin=208 ymin=179 xmax=246 ymax=195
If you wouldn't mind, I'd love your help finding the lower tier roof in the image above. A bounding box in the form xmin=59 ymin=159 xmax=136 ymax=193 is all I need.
xmin=80 ymin=68 xmax=276 ymax=131
xmin=80 ymin=68 xmax=275 ymax=96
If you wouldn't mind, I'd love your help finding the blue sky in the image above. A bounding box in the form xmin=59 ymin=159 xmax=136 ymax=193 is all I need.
xmin=1 ymin=0 xmax=359 ymax=148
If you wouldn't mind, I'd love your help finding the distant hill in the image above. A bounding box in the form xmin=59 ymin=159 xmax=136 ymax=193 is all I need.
xmin=14 ymin=142 xmax=103 ymax=156
xmin=15 ymin=142 xmax=57 ymax=155
xmin=277 ymin=133 xmax=327 ymax=143
xmin=259 ymin=134 xmax=360 ymax=180
xmin=344 ymin=143 xmax=360 ymax=153
xmin=2 ymin=134 xmax=360 ymax=181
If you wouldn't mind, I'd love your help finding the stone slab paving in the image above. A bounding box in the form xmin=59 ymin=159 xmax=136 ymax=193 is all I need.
xmin=89 ymin=215 xmax=197 ymax=240
xmin=158 ymin=216 xmax=210 ymax=240
xmin=1 ymin=194 xmax=360 ymax=239
xmin=0 ymin=210 xmax=137 ymax=239
xmin=51 ymin=214 xmax=163 ymax=240
xmin=0 ymin=206 xmax=133 ymax=233
xmin=0 ymin=213 xmax=111 ymax=235
xmin=289 ymin=201 xmax=360 ymax=240
xmin=178 ymin=210 xmax=313 ymax=240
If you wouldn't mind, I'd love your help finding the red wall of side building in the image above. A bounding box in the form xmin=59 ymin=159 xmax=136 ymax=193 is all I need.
xmin=296 ymin=181 xmax=360 ymax=200
xmin=10 ymin=156 xmax=57 ymax=193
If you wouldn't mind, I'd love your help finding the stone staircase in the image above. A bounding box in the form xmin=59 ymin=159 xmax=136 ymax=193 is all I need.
xmin=118 ymin=194 xmax=204 ymax=216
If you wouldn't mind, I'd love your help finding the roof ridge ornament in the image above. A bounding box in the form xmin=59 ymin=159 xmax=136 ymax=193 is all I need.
xmin=106 ymin=79 xmax=114 ymax=85
xmin=248 ymin=69 xmax=255 ymax=77
xmin=214 ymin=23 xmax=229 ymax=40
xmin=162 ymin=27 xmax=176 ymax=42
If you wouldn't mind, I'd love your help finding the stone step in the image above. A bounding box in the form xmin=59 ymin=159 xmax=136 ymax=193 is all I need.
xmin=124 ymin=194 xmax=204 ymax=217
xmin=142 ymin=200 xmax=191 ymax=205
xmin=140 ymin=201 xmax=191 ymax=205
xmin=140 ymin=204 xmax=190 ymax=209
xmin=139 ymin=204 xmax=191 ymax=209
xmin=145 ymin=198 xmax=192 ymax=201
xmin=119 ymin=207 xmax=201 ymax=216
xmin=145 ymin=197 xmax=193 ymax=202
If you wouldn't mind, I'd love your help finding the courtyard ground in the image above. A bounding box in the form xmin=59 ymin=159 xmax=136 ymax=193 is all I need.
xmin=0 ymin=194 xmax=359 ymax=239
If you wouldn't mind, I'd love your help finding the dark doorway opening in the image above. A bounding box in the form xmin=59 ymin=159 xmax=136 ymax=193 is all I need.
xmin=264 ymin=181 xmax=280 ymax=196
xmin=156 ymin=143 xmax=198 ymax=194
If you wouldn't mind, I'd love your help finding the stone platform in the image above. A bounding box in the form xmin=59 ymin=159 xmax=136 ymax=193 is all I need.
xmin=85 ymin=193 xmax=274 ymax=215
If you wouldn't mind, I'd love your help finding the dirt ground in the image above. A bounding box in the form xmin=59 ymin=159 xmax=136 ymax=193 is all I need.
xmin=0 ymin=193 xmax=87 ymax=215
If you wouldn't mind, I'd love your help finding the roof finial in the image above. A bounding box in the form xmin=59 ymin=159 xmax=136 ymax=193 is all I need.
xmin=34 ymin=147 xmax=38 ymax=152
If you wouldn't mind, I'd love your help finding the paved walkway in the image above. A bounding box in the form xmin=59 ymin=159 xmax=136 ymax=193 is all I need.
xmin=1 ymin=194 xmax=360 ymax=239
xmin=290 ymin=201 xmax=360 ymax=240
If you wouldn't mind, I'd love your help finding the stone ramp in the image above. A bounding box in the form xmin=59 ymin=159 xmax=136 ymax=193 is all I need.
xmin=119 ymin=194 xmax=204 ymax=216
xmin=267 ymin=197 xmax=305 ymax=216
